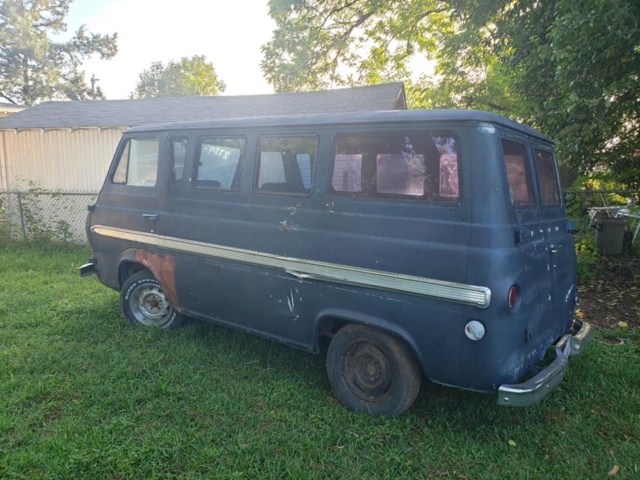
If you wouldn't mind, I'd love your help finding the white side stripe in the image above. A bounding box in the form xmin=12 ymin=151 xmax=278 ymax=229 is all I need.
xmin=92 ymin=225 xmax=492 ymax=308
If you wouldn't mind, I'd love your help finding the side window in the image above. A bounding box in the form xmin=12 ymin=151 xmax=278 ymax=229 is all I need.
xmin=194 ymin=138 xmax=245 ymax=190
xmin=502 ymin=139 xmax=534 ymax=207
xmin=331 ymin=132 xmax=459 ymax=202
xmin=169 ymin=137 xmax=188 ymax=185
xmin=256 ymin=136 xmax=317 ymax=195
xmin=111 ymin=138 xmax=159 ymax=187
xmin=535 ymin=149 xmax=561 ymax=206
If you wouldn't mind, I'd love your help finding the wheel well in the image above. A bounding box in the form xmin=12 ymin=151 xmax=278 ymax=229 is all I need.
xmin=316 ymin=315 xmax=422 ymax=371
xmin=317 ymin=317 xmax=349 ymax=352
xmin=118 ymin=261 xmax=148 ymax=287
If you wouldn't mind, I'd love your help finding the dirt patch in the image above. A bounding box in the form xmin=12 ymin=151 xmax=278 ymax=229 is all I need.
xmin=577 ymin=253 xmax=640 ymax=331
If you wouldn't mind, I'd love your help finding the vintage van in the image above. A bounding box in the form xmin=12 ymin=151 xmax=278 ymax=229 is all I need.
xmin=81 ymin=110 xmax=592 ymax=416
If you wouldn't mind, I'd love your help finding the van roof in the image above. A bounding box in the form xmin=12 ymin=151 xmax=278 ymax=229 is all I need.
xmin=126 ymin=109 xmax=552 ymax=143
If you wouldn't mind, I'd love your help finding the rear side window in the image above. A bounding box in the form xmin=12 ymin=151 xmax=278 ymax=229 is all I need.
xmin=535 ymin=149 xmax=561 ymax=206
xmin=111 ymin=138 xmax=159 ymax=187
xmin=194 ymin=138 xmax=245 ymax=190
xmin=502 ymin=139 xmax=534 ymax=207
xmin=331 ymin=132 xmax=459 ymax=202
xmin=256 ymin=136 xmax=317 ymax=195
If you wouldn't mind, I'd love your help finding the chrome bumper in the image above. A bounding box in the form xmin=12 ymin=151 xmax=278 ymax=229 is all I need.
xmin=79 ymin=262 xmax=96 ymax=277
xmin=498 ymin=320 xmax=592 ymax=407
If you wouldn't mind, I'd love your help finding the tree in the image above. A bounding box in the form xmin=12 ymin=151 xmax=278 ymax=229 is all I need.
xmin=0 ymin=0 xmax=118 ymax=105
xmin=262 ymin=0 xmax=640 ymax=187
xmin=499 ymin=0 xmax=640 ymax=188
xmin=130 ymin=56 xmax=226 ymax=99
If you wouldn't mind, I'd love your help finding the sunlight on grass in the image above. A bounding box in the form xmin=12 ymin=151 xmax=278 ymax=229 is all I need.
xmin=0 ymin=243 xmax=639 ymax=479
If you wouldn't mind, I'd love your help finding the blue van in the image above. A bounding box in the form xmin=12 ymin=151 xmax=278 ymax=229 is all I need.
xmin=81 ymin=110 xmax=592 ymax=416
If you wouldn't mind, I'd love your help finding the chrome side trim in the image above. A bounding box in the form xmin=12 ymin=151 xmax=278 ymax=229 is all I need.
xmin=92 ymin=225 xmax=492 ymax=308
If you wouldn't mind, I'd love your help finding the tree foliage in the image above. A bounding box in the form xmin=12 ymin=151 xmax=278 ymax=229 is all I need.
xmin=0 ymin=0 xmax=118 ymax=105
xmin=130 ymin=55 xmax=226 ymax=99
xmin=262 ymin=0 xmax=640 ymax=187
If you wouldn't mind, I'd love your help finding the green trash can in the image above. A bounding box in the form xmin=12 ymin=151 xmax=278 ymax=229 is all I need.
xmin=594 ymin=218 xmax=626 ymax=255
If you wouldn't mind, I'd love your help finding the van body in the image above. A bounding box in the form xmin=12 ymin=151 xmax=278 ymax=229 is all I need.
xmin=82 ymin=110 xmax=591 ymax=415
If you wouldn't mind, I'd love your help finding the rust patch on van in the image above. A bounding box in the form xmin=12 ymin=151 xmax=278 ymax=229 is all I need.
xmin=133 ymin=250 xmax=180 ymax=308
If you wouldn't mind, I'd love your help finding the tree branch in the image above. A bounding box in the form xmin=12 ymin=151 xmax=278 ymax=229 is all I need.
xmin=0 ymin=93 xmax=18 ymax=104
xmin=320 ymin=0 xmax=362 ymax=29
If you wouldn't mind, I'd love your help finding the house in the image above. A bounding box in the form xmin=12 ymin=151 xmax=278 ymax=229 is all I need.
xmin=0 ymin=83 xmax=406 ymax=242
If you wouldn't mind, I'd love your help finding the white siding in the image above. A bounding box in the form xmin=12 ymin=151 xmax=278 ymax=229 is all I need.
xmin=0 ymin=132 xmax=6 ymax=190
xmin=1 ymin=127 xmax=126 ymax=193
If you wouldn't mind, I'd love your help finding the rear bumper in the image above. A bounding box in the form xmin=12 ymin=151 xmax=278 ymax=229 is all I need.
xmin=498 ymin=320 xmax=592 ymax=407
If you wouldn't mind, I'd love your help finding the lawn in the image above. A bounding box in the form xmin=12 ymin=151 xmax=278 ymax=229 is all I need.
xmin=1 ymin=244 xmax=638 ymax=479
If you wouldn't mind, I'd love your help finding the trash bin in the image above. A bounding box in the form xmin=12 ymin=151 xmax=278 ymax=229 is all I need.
xmin=594 ymin=218 xmax=626 ymax=255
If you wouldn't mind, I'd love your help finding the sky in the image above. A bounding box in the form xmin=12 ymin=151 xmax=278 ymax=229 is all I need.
xmin=63 ymin=0 xmax=277 ymax=99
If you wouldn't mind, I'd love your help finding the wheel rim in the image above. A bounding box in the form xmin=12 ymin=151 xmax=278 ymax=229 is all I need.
xmin=343 ymin=342 xmax=393 ymax=402
xmin=128 ymin=281 xmax=173 ymax=327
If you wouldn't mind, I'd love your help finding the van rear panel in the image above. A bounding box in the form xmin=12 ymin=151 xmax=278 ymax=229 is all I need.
xmin=456 ymin=127 xmax=577 ymax=390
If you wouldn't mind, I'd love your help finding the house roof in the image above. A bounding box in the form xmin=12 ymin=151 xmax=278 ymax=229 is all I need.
xmin=0 ymin=83 xmax=406 ymax=130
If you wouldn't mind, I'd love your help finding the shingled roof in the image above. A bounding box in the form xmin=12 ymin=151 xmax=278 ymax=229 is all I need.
xmin=0 ymin=83 xmax=406 ymax=130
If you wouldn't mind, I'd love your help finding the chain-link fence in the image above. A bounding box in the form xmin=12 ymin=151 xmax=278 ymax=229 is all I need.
xmin=0 ymin=191 xmax=97 ymax=244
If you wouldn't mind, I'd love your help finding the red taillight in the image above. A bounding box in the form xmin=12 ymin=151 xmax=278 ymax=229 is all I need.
xmin=508 ymin=285 xmax=519 ymax=310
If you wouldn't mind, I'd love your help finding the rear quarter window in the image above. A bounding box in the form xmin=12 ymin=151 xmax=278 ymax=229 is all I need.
xmin=331 ymin=132 xmax=460 ymax=203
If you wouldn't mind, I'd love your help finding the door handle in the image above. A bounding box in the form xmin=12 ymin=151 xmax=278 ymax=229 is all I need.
xmin=142 ymin=213 xmax=159 ymax=222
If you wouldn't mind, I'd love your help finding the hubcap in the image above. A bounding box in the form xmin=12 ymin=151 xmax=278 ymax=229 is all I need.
xmin=129 ymin=282 xmax=173 ymax=326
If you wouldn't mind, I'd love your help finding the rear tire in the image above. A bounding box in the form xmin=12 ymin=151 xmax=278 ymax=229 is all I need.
xmin=120 ymin=270 xmax=185 ymax=329
xmin=326 ymin=324 xmax=421 ymax=416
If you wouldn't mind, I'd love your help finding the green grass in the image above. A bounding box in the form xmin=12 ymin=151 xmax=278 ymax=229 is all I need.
xmin=1 ymin=244 xmax=639 ymax=479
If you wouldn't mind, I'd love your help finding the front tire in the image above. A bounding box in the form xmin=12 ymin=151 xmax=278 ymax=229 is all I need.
xmin=326 ymin=324 xmax=421 ymax=416
xmin=120 ymin=270 xmax=185 ymax=329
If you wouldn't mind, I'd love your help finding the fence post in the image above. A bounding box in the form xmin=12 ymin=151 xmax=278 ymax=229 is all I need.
xmin=16 ymin=191 xmax=27 ymax=241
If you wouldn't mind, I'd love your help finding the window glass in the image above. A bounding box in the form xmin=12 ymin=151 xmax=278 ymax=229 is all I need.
xmin=111 ymin=141 xmax=130 ymax=185
xmin=111 ymin=138 xmax=159 ymax=187
xmin=331 ymin=133 xmax=459 ymax=202
xmin=194 ymin=138 xmax=245 ymax=189
xmin=170 ymin=137 xmax=188 ymax=184
xmin=535 ymin=149 xmax=561 ymax=206
xmin=376 ymin=153 xmax=426 ymax=196
xmin=332 ymin=154 xmax=362 ymax=192
xmin=436 ymin=136 xmax=459 ymax=198
xmin=257 ymin=136 xmax=317 ymax=195
xmin=502 ymin=139 xmax=534 ymax=206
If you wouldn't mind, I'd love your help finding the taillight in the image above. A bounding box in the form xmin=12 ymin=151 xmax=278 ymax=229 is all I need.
xmin=508 ymin=285 xmax=519 ymax=310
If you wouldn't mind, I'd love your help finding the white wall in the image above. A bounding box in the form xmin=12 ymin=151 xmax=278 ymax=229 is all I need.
xmin=0 ymin=132 xmax=6 ymax=191
xmin=1 ymin=127 xmax=126 ymax=193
